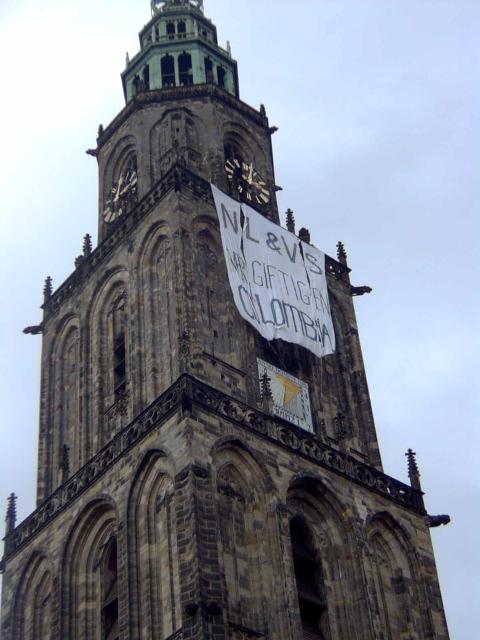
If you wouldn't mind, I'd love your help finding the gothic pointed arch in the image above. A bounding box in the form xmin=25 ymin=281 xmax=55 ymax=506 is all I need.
xmin=13 ymin=552 xmax=53 ymax=640
xmin=52 ymin=316 xmax=82 ymax=484
xmin=127 ymin=449 xmax=181 ymax=639
xmin=101 ymin=135 xmax=138 ymax=220
xmin=192 ymin=222 xmax=242 ymax=367
xmin=88 ymin=269 xmax=130 ymax=452
xmin=137 ymin=222 xmax=175 ymax=403
xmin=286 ymin=476 xmax=364 ymax=639
xmin=40 ymin=314 xmax=82 ymax=495
xmin=61 ymin=498 xmax=118 ymax=639
xmin=366 ymin=512 xmax=435 ymax=639
xmin=149 ymin=108 xmax=204 ymax=181
xmin=212 ymin=441 xmax=277 ymax=635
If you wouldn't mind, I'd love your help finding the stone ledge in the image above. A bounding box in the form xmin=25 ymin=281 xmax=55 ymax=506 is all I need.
xmin=2 ymin=375 xmax=424 ymax=563
xmin=43 ymin=164 xmax=349 ymax=319
xmin=97 ymin=84 xmax=266 ymax=152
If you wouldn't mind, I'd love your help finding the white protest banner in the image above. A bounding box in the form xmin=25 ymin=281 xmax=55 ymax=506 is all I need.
xmin=211 ymin=184 xmax=335 ymax=358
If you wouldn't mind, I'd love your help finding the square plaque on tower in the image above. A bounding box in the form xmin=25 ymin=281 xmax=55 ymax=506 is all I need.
xmin=257 ymin=358 xmax=314 ymax=433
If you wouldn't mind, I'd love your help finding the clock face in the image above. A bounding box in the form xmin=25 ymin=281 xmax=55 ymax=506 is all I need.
xmin=103 ymin=164 xmax=138 ymax=224
xmin=224 ymin=158 xmax=271 ymax=206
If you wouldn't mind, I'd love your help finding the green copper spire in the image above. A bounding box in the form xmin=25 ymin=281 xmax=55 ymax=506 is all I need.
xmin=122 ymin=0 xmax=238 ymax=102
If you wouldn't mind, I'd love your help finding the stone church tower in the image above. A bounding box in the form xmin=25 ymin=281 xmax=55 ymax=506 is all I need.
xmin=1 ymin=1 xmax=450 ymax=639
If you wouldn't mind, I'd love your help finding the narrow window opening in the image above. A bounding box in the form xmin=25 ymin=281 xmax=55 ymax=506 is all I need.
xmin=166 ymin=21 xmax=176 ymax=40
xmin=290 ymin=517 xmax=328 ymax=640
xmin=217 ymin=66 xmax=226 ymax=88
xmin=204 ymin=57 xmax=214 ymax=83
xmin=178 ymin=52 xmax=193 ymax=86
xmin=161 ymin=54 xmax=176 ymax=87
xmin=132 ymin=75 xmax=141 ymax=96
xmin=143 ymin=65 xmax=150 ymax=91
xmin=112 ymin=299 xmax=127 ymax=398
xmin=178 ymin=21 xmax=187 ymax=38
xmin=101 ymin=539 xmax=119 ymax=640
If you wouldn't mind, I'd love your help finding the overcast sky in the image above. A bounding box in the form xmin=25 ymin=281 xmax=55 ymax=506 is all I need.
xmin=0 ymin=0 xmax=478 ymax=636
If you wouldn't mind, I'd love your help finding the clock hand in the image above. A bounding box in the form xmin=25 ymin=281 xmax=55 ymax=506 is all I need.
xmin=113 ymin=176 xmax=124 ymax=202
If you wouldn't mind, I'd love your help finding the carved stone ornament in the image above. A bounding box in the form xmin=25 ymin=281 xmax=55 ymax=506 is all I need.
xmin=2 ymin=376 xmax=425 ymax=561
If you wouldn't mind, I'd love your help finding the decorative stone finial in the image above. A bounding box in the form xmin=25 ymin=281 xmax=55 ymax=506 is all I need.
xmin=97 ymin=124 xmax=104 ymax=138
xmin=406 ymin=449 xmax=422 ymax=490
xmin=286 ymin=209 xmax=295 ymax=234
xmin=260 ymin=369 xmax=274 ymax=413
xmin=226 ymin=40 xmax=232 ymax=56
xmin=259 ymin=104 xmax=267 ymax=117
xmin=5 ymin=493 xmax=17 ymax=535
xmin=43 ymin=276 xmax=53 ymax=303
xmin=298 ymin=227 xmax=310 ymax=244
xmin=83 ymin=234 xmax=93 ymax=257
xmin=126 ymin=52 xmax=130 ymax=66
xmin=337 ymin=241 xmax=348 ymax=265
xmin=260 ymin=369 xmax=273 ymax=401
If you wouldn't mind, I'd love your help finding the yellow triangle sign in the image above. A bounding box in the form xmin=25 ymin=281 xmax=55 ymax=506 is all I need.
xmin=276 ymin=374 xmax=302 ymax=405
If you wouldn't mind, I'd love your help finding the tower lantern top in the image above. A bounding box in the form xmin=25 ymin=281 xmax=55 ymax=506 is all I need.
xmin=123 ymin=0 xmax=238 ymax=102
xmin=151 ymin=0 xmax=204 ymax=16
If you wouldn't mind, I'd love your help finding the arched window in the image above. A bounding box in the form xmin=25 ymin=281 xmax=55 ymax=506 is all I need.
xmin=177 ymin=20 xmax=186 ymax=38
xmin=178 ymin=52 xmax=193 ymax=86
xmin=290 ymin=517 xmax=328 ymax=640
xmin=111 ymin=296 xmax=127 ymax=399
xmin=14 ymin=554 xmax=53 ymax=640
xmin=204 ymin=57 xmax=214 ymax=83
xmin=217 ymin=66 xmax=226 ymax=88
xmin=161 ymin=55 xmax=176 ymax=87
xmin=101 ymin=539 xmax=119 ymax=640
xmin=166 ymin=21 xmax=176 ymax=40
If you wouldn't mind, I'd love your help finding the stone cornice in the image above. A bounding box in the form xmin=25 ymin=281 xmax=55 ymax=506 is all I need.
xmin=2 ymin=375 xmax=425 ymax=563
xmin=43 ymin=164 xmax=349 ymax=320
xmin=97 ymin=84 xmax=265 ymax=152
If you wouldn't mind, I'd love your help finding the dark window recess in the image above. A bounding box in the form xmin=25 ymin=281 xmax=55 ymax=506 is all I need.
xmin=161 ymin=55 xmax=176 ymax=87
xmin=290 ymin=517 xmax=328 ymax=640
xmin=113 ymin=334 xmax=126 ymax=397
xmin=217 ymin=66 xmax=226 ymax=88
xmin=142 ymin=65 xmax=150 ymax=91
xmin=102 ymin=540 xmax=119 ymax=640
xmin=179 ymin=52 xmax=193 ymax=86
xmin=132 ymin=74 xmax=141 ymax=96
xmin=112 ymin=301 xmax=127 ymax=398
xmin=167 ymin=21 xmax=176 ymax=40
xmin=204 ymin=57 xmax=214 ymax=83
xmin=178 ymin=21 xmax=187 ymax=38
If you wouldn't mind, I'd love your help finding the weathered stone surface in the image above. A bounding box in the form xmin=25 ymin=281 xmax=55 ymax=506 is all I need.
xmin=0 ymin=7 xmax=449 ymax=640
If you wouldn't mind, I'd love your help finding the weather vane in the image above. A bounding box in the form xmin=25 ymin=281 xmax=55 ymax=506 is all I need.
xmin=151 ymin=0 xmax=204 ymax=17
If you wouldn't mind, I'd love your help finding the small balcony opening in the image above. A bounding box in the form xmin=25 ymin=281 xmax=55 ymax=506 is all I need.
xmin=217 ymin=66 xmax=226 ymax=88
xmin=143 ymin=65 xmax=150 ymax=91
xmin=161 ymin=54 xmax=176 ymax=88
xmin=178 ymin=21 xmax=187 ymax=38
xmin=204 ymin=57 xmax=214 ymax=83
xmin=166 ymin=21 xmax=176 ymax=40
xmin=179 ymin=52 xmax=193 ymax=86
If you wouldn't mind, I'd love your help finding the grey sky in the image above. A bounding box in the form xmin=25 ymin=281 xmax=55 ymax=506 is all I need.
xmin=0 ymin=1 xmax=478 ymax=636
